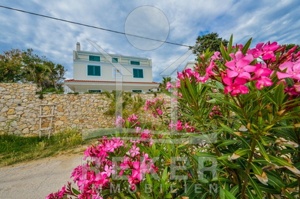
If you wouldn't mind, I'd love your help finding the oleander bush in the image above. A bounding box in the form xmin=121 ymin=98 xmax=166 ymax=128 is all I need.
xmin=47 ymin=36 xmax=300 ymax=199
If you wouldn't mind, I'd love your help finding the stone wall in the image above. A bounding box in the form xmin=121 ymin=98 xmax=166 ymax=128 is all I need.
xmin=0 ymin=83 xmax=170 ymax=136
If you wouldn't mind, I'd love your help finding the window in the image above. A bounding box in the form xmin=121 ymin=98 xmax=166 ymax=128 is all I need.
xmin=132 ymin=90 xmax=142 ymax=93
xmin=130 ymin=61 xmax=140 ymax=65
xmin=88 ymin=90 xmax=102 ymax=93
xmin=87 ymin=65 xmax=101 ymax=76
xmin=133 ymin=69 xmax=143 ymax=78
xmin=89 ymin=55 xmax=100 ymax=61
xmin=112 ymin=58 xmax=118 ymax=63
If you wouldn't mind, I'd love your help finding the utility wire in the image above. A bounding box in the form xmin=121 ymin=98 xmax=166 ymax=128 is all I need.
xmin=0 ymin=5 xmax=193 ymax=48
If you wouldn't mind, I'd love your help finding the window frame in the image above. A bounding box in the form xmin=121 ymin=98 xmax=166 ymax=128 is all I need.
xmin=130 ymin=61 xmax=140 ymax=65
xmin=89 ymin=55 xmax=100 ymax=62
xmin=132 ymin=90 xmax=143 ymax=93
xmin=133 ymin=68 xmax=144 ymax=78
xmin=87 ymin=65 xmax=101 ymax=76
xmin=88 ymin=90 xmax=102 ymax=93
xmin=112 ymin=57 xmax=118 ymax=63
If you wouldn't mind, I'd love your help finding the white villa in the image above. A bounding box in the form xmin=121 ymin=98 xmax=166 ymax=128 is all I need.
xmin=65 ymin=42 xmax=159 ymax=93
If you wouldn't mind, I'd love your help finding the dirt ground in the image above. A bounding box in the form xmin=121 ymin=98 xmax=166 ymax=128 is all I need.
xmin=0 ymin=153 xmax=84 ymax=199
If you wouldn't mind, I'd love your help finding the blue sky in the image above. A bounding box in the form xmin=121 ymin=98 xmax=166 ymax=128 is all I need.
xmin=0 ymin=0 xmax=299 ymax=82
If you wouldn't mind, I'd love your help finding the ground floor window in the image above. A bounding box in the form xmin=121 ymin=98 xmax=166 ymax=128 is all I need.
xmin=88 ymin=90 xmax=102 ymax=93
xmin=132 ymin=90 xmax=142 ymax=93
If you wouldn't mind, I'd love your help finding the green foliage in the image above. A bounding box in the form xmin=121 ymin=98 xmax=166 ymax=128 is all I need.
xmin=192 ymin=32 xmax=228 ymax=56
xmin=0 ymin=49 xmax=65 ymax=92
xmin=104 ymin=91 xmax=145 ymax=118
xmin=284 ymin=44 xmax=300 ymax=53
xmin=0 ymin=129 xmax=83 ymax=166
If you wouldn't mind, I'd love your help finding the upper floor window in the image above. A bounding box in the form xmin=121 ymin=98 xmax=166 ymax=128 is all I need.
xmin=133 ymin=68 xmax=143 ymax=78
xmin=87 ymin=65 xmax=101 ymax=76
xmin=89 ymin=55 xmax=100 ymax=62
xmin=112 ymin=58 xmax=118 ymax=63
xmin=130 ymin=61 xmax=140 ymax=65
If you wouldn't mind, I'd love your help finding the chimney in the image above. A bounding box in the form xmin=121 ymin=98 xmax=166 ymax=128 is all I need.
xmin=76 ymin=42 xmax=80 ymax=51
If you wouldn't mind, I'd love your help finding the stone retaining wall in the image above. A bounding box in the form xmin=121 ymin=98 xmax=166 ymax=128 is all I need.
xmin=0 ymin=83 xmax=170 ymax=136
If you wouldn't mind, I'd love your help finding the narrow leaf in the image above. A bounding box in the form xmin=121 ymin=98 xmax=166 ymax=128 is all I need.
xmin=257 ymin=141 xmax=270 ymax=162
xmin=242 ymin=38 xmax=252 ymax=54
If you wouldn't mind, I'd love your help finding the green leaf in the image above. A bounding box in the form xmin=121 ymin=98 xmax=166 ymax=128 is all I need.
xmin=230 ymin=185 xmax=239 ymax=196
xmin=256 ymin=141 xmax=270 ymax=162
xmin=266 ymin=172 xmax=285 ymax=191
xmin=195 ymin=152 xmax=216 ymax=158
xmin=246 ymin=187 xmax=256 ymax=199
xmin=72 ymin=187 xmax=80 ymax=195
xmin=242 ymin=38 xmax=252 ymax=54
xmin=227 ymin=34 xmax=233 ymax=53
xmin=161 ymin=167 xmax=168 ymax=182
xmin=217 ymin=140 xmax=239 ymax=148
xmin=269 ymin=155 xmax=292 ymax=167
xmin=229 ymin=149 xmax=250 ymax=160
xmin=220 ymin=187 xmax=237 ymax=199
xmin=249 ymin=176 xmax=263 ymax=198
xmin=185 ymin=77 xmax=197 ymax=102
xmin=251 ymin=163 xmax=263 ymax=175
xmin=220 ymin=43 xmax=230 ymax=61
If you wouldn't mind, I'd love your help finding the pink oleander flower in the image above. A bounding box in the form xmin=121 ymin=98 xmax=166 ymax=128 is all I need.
xmin=156 ymin=108 xmax=163 ymax=116
xmin=222 ymin=73 xmax=249 ymax=96
xmin=175 ymin=80 xmax=181 ymax=88
xmin=46 ymin=185 xmax=67 ymax=199
xmin=255 ymin=76 xmax=273 ymax=90
xmin=177 ymin=71 xmax=184 ymax=79
xmin=129 ymin=145 xmax=140 ymax=157
xmin=128 ymin=114 xmax=138 ymax=122
xmin=115 ymin=116 xmax=125 ymax=127
xmin=255 ymin=42 xmax=280 ymax=60
xmin=225 ymin=50 xmax=256 ymax=80
xmin=166 ymin=81 xmax=174 ymax=89
xmin=285 ymin=83 xmax=300 ymax=96
xmin=252 ymin=63 xmax=273 ymax=89
xmin=211 ymin=51 xmax=221 ymax=60
xmin=140 ymin=129 xmax=151 ymax=139
xmin=277 ymin=60 xmax=300 ymax=81
xmin=184 ymin=122 xmax=196 ymax=132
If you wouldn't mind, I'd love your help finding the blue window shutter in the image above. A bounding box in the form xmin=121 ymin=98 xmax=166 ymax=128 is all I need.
xmin=88 ymin=65 xmax=101 ymax=76
xmin=88 ymin=65 xmax=93 ymax=75
xmin=89 ymin=55 xmax=100 ymax=61
xmin=95 ymin=66 xmax=100 ymax=76
xmin=139 ymin=69 xmax=143 ymax=78
xmin=133 ymin=69 xmax=143 ymax=78
xmin=131 ymin=61 xmax=140 ymax=65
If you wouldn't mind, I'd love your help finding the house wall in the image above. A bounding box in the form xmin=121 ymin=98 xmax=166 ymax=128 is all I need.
xmin=0 ymin=83 xmax=170 ymax=136
xmin=73 ymin=51 xmax=153 ymax=82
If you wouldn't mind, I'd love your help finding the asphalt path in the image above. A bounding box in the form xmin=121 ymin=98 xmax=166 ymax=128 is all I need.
xmin=0 ymin=154 xmax=84 ymax=199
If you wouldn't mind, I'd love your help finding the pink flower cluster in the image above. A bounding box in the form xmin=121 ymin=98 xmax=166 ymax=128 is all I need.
xmin=127 ymin=114 xmax=140 ymax=127
xmin=177 ymin=41 xmax=300 ymax=97
xmin=169 ymin=120 xmax=196 ymax=132
xmin=115 ymin=115 xmax=125 ymax=128
xmin=144 ymin=98 xmax=164 ymax=118
xmin=134 ymin=127 xmax=153 ymax=145
xmin=47 ymin=135 xmax=157 ymax=198
xmin=115 ymin=114 xmax=140 ymax=128
xmin=119 ymin=150 xmax=157 ymax=190
xmin=221 ymin=43 xmax=277 ymax=95
xmin=209 ymin=105 xmax=222 ymax=119
xmin=46 ymin=185 xmax=67 ymax=199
